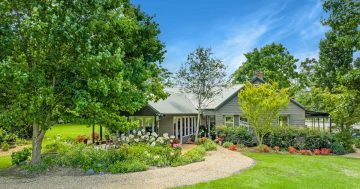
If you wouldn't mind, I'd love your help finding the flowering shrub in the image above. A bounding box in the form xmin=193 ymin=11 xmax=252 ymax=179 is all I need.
xmin=229 ymin=144 xmax=237 ymax=151
xmin=202 ymin=139 xmax=217 ymax=151
xmin=288 ymin=146 xmax=297 ymax=154
xmin=119 ymin=129 xmax=174 ymax=147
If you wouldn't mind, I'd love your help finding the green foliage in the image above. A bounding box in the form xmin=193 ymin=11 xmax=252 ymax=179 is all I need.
xmin=231 ymin=43 xmax=299 ymax=92
xmin=222 ymin=141 xmax=233 ymax=148
xmin=11 ymin=148 xmax=31 ymax=165
xmin=331 ymin=142 xmax=347 ymax=155
xmin=333 ymin=131 xmax=355 ymax=153
xmin=238 ymin=82 xmax=289 ymax=146
xmin=263 ymin=127 xmax=333 ymax=150
xmin=1 ymin=142 xmax=9 ymax=151
xmin=171 ymin=146 xmax=206 ymax=167
xmin=201 ymin=139 xmax=217 ymax=151
xmin=354 ymin=138 xmax=360 ymax=148
xmin=216 ymin=126 xmax=254 ymax=146
xmin=176 ymin=47 xmax=226 ymax=141
xmin=108 ymin=160 xmax=148 ymax=174
xmin=0 ymin=0 xmax=168 ymax=164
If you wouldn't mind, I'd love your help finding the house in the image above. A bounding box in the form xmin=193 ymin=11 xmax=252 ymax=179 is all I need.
xmin=132 ymin=74 xmax=307 ymax=143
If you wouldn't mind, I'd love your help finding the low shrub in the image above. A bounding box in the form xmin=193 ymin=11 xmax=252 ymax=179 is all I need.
xmin=1 ymin=142 xmax=9 ymax=151
xmin=313 ymin=149 xmax=321 ymax=155
xmin=257 ymin=144 xmax=270 ymax=153
xmin=273 ymin=146 xmax=280 ymax=152
xmin=11 ymin=148 xmax=31 ymax=165
xmin=288 ymin=146 xmax=297 ymax=154
xmin=171 ymin=146 xmax=206 ymax=167
xmin=331 ymin=142 xmax=347 ymax=155
xmin=216 ymin=126 xmax=254 ymax=146
xmin=202 ymin=139 xmax=217 ymax=151
xmin=228 ymin=144 xmax=237 ymax=151
xmin=108 ymin=160 xmax=148 ymax=174
xmin=320 ymin=148 xmax=331 ymax=155
xmin=75 ymin=135 xmax=88 ymax=143
xmin=222 ymin=141 xmax=233 ymax=148
xmin=300 ymin=149 xmax=312 ymax=155
xmin=354 ymin=138 xmax=360 ymax=149
xmin=198 ymin=137 xmax=208 ymax=145
xmin=264 ymin=127 xmax=333 ymax=150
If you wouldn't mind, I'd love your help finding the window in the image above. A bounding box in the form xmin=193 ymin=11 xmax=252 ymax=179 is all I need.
xmin=224 ymin=115 xmax=234 ymax=127
xmin=279 ymin=115 xmax=289 ymax=126
xmin=239 ymin=117 xmax=248 ymax=126
xmin=129 ymin=116 xmax=155 ymax=133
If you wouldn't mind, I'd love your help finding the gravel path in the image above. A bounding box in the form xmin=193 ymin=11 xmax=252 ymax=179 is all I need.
xmin=0 ymin=147 xmax=255 ymax=189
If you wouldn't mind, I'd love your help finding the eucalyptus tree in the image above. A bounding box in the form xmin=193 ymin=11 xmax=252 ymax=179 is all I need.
xmin=0 ymin=0 xmax=168 ymax=164
xmin=177 ymin=47 xmax=226 ymax=142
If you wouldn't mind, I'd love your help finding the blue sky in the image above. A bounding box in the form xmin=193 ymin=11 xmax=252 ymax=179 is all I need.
xmin=131 ymin=0 xmax=329 ymax=75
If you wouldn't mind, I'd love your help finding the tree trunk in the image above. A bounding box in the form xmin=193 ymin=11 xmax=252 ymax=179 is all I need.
xmin=31 ymin=122 xmax=45 ymax=165
xmin=195 ymin=112 xmax=201 ymax=142
xmin=256 ymin=133 xmax=262 ymax=146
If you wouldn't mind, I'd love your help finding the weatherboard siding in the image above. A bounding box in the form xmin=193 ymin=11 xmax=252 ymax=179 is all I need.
xmin=214 ymin=94 xmax=305 ymax=127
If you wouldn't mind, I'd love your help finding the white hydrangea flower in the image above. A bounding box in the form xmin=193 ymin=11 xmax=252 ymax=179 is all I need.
xmin=151 ymin=132 xmax=158 ymax=137
xmin=141 ymin=129 xmax=146 ymax=133
xmin=129 ymin=134 xmax=134 ymax=139
xmin=134 ymin=138 xmax=139 ymax=143
xmin=170 ymin=135 xmax=175 ymax=139
xmin=150 ymin=141 xmax=156 ymax=146
xmin=137 ymin=131 xmax=142 ymax=136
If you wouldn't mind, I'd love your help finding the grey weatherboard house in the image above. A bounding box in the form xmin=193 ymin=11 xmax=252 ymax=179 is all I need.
xmin=132 ymin=74 xmax=306 ymax=143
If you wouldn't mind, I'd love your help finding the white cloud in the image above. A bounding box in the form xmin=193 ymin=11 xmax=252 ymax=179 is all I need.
xmin=215 ymin=24 xmax=269 ymax=75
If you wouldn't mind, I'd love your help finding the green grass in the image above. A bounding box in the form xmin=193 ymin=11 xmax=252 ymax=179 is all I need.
xmin=43 ymin=123 xmax=105 ymax=144
xmin=0 ymin=156 xmax=12 ymax=170
xmin=0 ymin=124 xmax=104 ymax=170
xmin=179 ymin=153 xmax=360 ymax=189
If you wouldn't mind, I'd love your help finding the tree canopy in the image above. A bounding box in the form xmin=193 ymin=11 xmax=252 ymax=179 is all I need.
xmin=238 ymin=82 xmax=289 ymax=146
xmin=177 ymin=47 xmax=226 ymax=141
xmin=231 ymin=43 xmax=299 ymax=91
xmin=0 ymin=0 xmax=168 ymax=164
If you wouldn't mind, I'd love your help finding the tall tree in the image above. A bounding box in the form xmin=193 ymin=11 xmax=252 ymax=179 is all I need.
xmin=177 ymin=47 xmax=226 ymax=142
xmin=238 ymin=82 xmax=289 ymax=146
xmin=315 ymin=0 xmax=359 ymax=90
xmin=0 ymin=0 xmax=168 ymax=164
xmin=231 ymin=43 xmax=299 ymax=91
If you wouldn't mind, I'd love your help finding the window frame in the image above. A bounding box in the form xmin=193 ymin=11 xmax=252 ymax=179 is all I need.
xmin=278 ymin=115 xmax=290 ymax=127
xmin=224 ymin=115 xmax=234 ymax=127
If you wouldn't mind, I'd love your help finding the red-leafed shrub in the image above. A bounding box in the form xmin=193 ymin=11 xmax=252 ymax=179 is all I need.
xmin=313 ymin=149 xmax=321 ymax=155
xmin=229 ymin=144 xmax=237 ymax=151
xmin=300 ymin=149 xmax=312 ymax=155
xmin=258 ymin=145 xmax=270 ymax=153
xmin=92 ymin=132 xmax=100 ymax=140
xmin=300 ymin=149 xmax=307 ymax=155
xmin=320 ymin=148 xmax=331 ymax=155
xmin=76 ymin=135 xmax=88 ymax=144
xmin=273 ymin=146 xmax=280 ymax=152
xmin=288 ymin=146 xmax=297 ymax=154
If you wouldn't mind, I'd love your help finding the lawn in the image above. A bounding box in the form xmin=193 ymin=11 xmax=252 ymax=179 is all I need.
xmin=0 ymin=156 xmax=11 ymax=170
xmin=179 ymin=152 xmax=360 ymax=189
xmin=0 ymin=124 xmax=104 ymax=170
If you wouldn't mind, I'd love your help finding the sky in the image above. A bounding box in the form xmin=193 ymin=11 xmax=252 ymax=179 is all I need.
xmin=131 ymin=0 xmax=329 ymax=76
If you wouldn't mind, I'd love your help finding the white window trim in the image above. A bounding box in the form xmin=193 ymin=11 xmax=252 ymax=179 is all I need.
xmin=278 ymin=115 xmax=290 ymax=126
xmin=224 ymin=115 xmax=234 ymax=127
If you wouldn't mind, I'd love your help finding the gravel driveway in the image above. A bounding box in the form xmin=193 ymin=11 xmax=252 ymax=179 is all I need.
xmin=0 ymin=147 xmax=255 ymax=189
